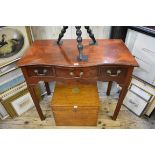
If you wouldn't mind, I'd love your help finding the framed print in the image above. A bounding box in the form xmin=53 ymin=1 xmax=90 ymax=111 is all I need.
xmin=127 ymin=77 xmax=155 ymax=117
xmin=11 ymin=92 xmax=34 ymax=116
xmin=123 ymin=90 xmax=149 ymax=116
xmin=0 ymin=26 xmax=33 ymax=67
xmin=125 ymin=27 xmax=155 ymax=86
xmin=1 ymin=89 xmax=34 ymax=117
xmin=0 ymin=82 xmax=27 ymax=100
xmin=145 ymin=97 xmax=155 ymax=116
xmin=0 ymin=58 xmax=19 ymax=76
xmin=129 ymin=83 xmax=153 ymax=102
xmin=110 ymin=26 xmax=155 ymax=86
xmin=131 ymin=77 xmax=155 ymax=96
xmin=0 ymin=102 xmax=9 ymax=120
xmin=0 ymin=68 xmax=25 ymax=94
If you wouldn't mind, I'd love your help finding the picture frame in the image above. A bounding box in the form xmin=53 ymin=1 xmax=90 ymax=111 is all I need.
xmin=123 ymin=77 xmax=155 ymax=117
xmin=128 ymin=77 xmax=155 ymax=117
xmin=129 ymin=83 xmax=153 ymax=102
xmin=11 ymin=92 xmax=34 ymax=116
xmin=0 ymin=58 xmax=19 ymax=76
xmin=0 ymin=68 xmax=25 ymax=94
xmin=0 ymin=82 xmax=27 ymax=100
xmin=125 ymin=26 xmax=155 ymax=87
xmin=123 ymin=90 xmax=149 ymax=116
xmin=0 ymin=102 xmax=9 ymax=120
xmin=1 ymin=89 xmax=34 ymax=117
xmin=110 ymin=26 xmax=155 ymax=87
xmin=0 ymin=26 xmax=33 ymax=67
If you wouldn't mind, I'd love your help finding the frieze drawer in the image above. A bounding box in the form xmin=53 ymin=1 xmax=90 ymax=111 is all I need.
xmin=100 ymin=66 xmax=128 ymax=82
xmin=55 ymin=67 xmax=98 ymax=79
xmin=27 ymin=66 xmax=55 ymax=77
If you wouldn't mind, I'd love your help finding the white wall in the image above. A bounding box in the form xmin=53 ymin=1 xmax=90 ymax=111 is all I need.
xmin=31 ymin=26 xmax=111 ymax=40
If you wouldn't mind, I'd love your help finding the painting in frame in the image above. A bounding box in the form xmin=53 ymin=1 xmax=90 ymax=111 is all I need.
xmin=125 ymin=26 xmax=155 ymax=87
xmin=0 ymin=26 xmax=33 ymax=67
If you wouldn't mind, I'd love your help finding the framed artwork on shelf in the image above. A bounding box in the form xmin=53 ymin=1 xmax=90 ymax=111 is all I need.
xmin=0 ymin=26 xmax=33 ymax=67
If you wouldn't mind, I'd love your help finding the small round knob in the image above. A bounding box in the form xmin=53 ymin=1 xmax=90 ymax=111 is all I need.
xmin=73 ymin=105 xmax=78 ymax=112
xmin=80 ymin=71 xmax=83 ymax=76
xmin=34 ymin=69 xmax=38 ymax=73
xmin=70 ymin=72 xmax=74 ymax=76
xmin=117 ymin=70 xmax=121 ymax=74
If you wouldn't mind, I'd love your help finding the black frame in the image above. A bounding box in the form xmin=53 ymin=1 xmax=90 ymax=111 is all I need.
xmin=110 ymin=26 xmax=155 ymax=42
xmin=128 ymin=26 xmax=155 ymax=38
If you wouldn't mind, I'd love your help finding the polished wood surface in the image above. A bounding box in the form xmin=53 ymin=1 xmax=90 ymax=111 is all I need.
xmin=17 ymin=39 xmax=138 ymax=122
xmin=17 ymin=39 xmax=138 ymax=67
xmin=52 ymin=84 xmax=100 ymax=106
xmin=51 ymin=84 xmax=99 ymax=126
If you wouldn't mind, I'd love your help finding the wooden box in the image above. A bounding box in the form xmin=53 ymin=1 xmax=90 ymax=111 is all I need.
xmin=51 ymin=84 xmax=100 ymax=126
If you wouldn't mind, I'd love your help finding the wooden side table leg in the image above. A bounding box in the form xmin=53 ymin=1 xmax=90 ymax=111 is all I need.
xmin=112 ymin=86 xmax=128 ymax=120
xmin=44 ymin=82 xmax=51 ymax=95
xmin=106 ymin=81 xmax=112 ymax=96
xmin=28 ymin=85 xmax=45 ymax=120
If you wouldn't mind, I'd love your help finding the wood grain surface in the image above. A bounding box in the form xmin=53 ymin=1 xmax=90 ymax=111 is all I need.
xmin=51 ymin=84 xmax=99 ymax=126
xmin=52 ymin=84 xmax=99 ymax=106
xmin=17 ymin=39 xmax=138 ymax=67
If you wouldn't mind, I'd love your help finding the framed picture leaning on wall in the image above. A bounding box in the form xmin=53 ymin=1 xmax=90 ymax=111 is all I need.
xmin=125 ymin=26 xmax=155 ymax=87
xmin=0 ymin=26 xmax=33 ymax=67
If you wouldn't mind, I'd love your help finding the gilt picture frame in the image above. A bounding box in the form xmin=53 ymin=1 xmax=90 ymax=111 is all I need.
xmin=0 ymin=26 xmax=33 ymax=67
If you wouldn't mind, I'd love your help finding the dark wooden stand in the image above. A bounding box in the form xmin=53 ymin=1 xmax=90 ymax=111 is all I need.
xmin=57 ymin=26 xmax=96 ymax=61
xmin=17 ymin=39 xmax=138 ymax=121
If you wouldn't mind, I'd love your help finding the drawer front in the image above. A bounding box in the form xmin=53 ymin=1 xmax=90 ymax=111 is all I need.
xmin=100 ymin=66 xmax=128 ymax=82
xmin=54 ymin=117 xmax=98 ymax=126
xmin=52 ymin=106 xmax=99 ymax=126
xmin=55 ymin=67 xmax=98 ymax=79
xmin=27 ymin=66 xmax=54 ymax=77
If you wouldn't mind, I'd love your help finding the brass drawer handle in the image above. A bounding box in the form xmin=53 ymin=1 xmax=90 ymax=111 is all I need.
xmin=69 ymin=71 xmax=84 ymax=78
xmin=34 ymin=69 xmax=48 ymax=76
xmin=80 ymin=71 xmax=84 ymax=76
xmin=106 ymin=70 xmax=121 ymax=77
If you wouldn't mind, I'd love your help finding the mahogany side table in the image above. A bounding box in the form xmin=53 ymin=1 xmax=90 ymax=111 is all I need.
xmin=17 ymin=39 xmax=138 ymax=121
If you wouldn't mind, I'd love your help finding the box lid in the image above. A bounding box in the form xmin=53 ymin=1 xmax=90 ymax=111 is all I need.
xmin=51 ymin=84 xmax=100 ymax=107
